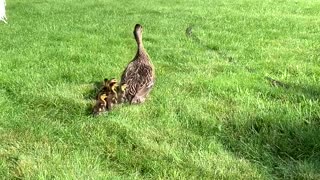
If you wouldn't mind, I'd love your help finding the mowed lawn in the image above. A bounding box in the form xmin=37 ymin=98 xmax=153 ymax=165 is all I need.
xmin=1 ymin=0 xmax=320 ymax=179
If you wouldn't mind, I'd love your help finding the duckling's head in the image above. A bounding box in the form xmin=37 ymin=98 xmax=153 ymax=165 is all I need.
xmin=108 ymin=78 xmax=117 ymax=85
xmin=120 ymin=83 xmax=127 ymax=92
xmin=99 ymin=94 xmax=108 ymax=102
xmin=108 ymin=78 xmax=118 ymax=90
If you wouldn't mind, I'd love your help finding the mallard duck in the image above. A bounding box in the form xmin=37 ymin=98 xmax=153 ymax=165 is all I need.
xmin=117 ymin=83 xmax=127 ymax=104
xmin=92 ymin=93 xmax=108 ymax=116
xmin=120 ymin=24 xmax=155 ymax=104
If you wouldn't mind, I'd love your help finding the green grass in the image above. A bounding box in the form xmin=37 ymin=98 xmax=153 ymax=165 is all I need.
xmin=1 ymin=0 xmax=320 ymax=179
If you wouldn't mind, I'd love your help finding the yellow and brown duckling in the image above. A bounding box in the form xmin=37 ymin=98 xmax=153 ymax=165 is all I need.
xmin=105 ymin=79 xmax=119 ymax=110
xmin=120 ymin=24 xmax=155 ymax=104
xmin=92 ymin=79 xmax=128 ymax=116
xmin=96 ymin=78 xmax=117 ymax=98
xmin=93 ymin=78 xmax=116 ymax=116
xmin=117 ymin=83 xmax=127 ymax=104
xmin=92 ymin=93 xmax=108 ymax=116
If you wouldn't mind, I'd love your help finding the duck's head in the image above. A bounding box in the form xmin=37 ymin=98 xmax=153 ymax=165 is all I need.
xmin=134 ymin=24 xmax=143 ymax=42
xmin=134 ymin=24 xmax=143 ymax=32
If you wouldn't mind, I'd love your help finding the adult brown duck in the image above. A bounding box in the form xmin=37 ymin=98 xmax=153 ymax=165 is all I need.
xmin=120 ymin=24 xmax=155 ymax=104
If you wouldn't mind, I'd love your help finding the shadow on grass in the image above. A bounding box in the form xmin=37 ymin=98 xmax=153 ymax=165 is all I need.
xmin=82 ymin=81 xmax=106 ymax=116
xmin=265 ymin=77 xmax=320 ymax=102
xmin=97 ymin=120 xmax=218 ymax=178
xmin=218 ymin=115 xmax=320 ymax=179
xmin=22 ymin=94 xmax=87 ymax=123
xmin=83 ymin=81 xmax=102 ymax=100
xmin=288 ymin=83 xmax=320 ymax=101
xmin=204 ymin=78 xmax=320 ymax=178
xmin=171 ymin=78 xmax=320 ymax=178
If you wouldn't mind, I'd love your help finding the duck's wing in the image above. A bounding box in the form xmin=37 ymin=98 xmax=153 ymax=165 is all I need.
xmin=131 ymin=79 xmax=154 ymax=104
xmin=121 ymin=62 xmax=154 ymax=100
xmin=120 ymin=61 xmax=135 ymax=84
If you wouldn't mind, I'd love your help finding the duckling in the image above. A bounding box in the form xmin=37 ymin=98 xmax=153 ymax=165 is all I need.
xmin=108 ymin=78 xmax=119 ymax=98
xmin=120 ymin=24 xmax=155 ymax=104
xmin=96 ymin=78 xmax=118 ymax=100
xmin=117 ymin=83 xmax=127 ymax=104
xmin=105 ymin=79 xmax=119 ymax=110
xmin=92 ymin=94 xmax=108 ymax=116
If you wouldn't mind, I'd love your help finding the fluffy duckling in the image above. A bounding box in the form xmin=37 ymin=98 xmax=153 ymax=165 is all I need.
xmin=97 ymin=78 xmax=117 ymax=99
xmin=117 ymin=83 xmax=127 ymax=104
xmin=93 ymin=79 xmax=126 ymax=116
xmin=120 ymin=24 xmax=155 ymax=104
xmin=108 ymin=78 xmax=119 ymax=99
xmin=92 ymin=94 xmax=108 ymax=116
xmin=107 ymin=80 xmax=119 ymax=109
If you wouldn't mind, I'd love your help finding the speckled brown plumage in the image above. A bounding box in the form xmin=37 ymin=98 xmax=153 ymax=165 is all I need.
xmin=120 ymin=24 xmax=155 ymax=104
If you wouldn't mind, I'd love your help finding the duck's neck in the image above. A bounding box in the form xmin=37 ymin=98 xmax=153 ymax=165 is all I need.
xmin=134 ymin=31 xmax=144 ymax=55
